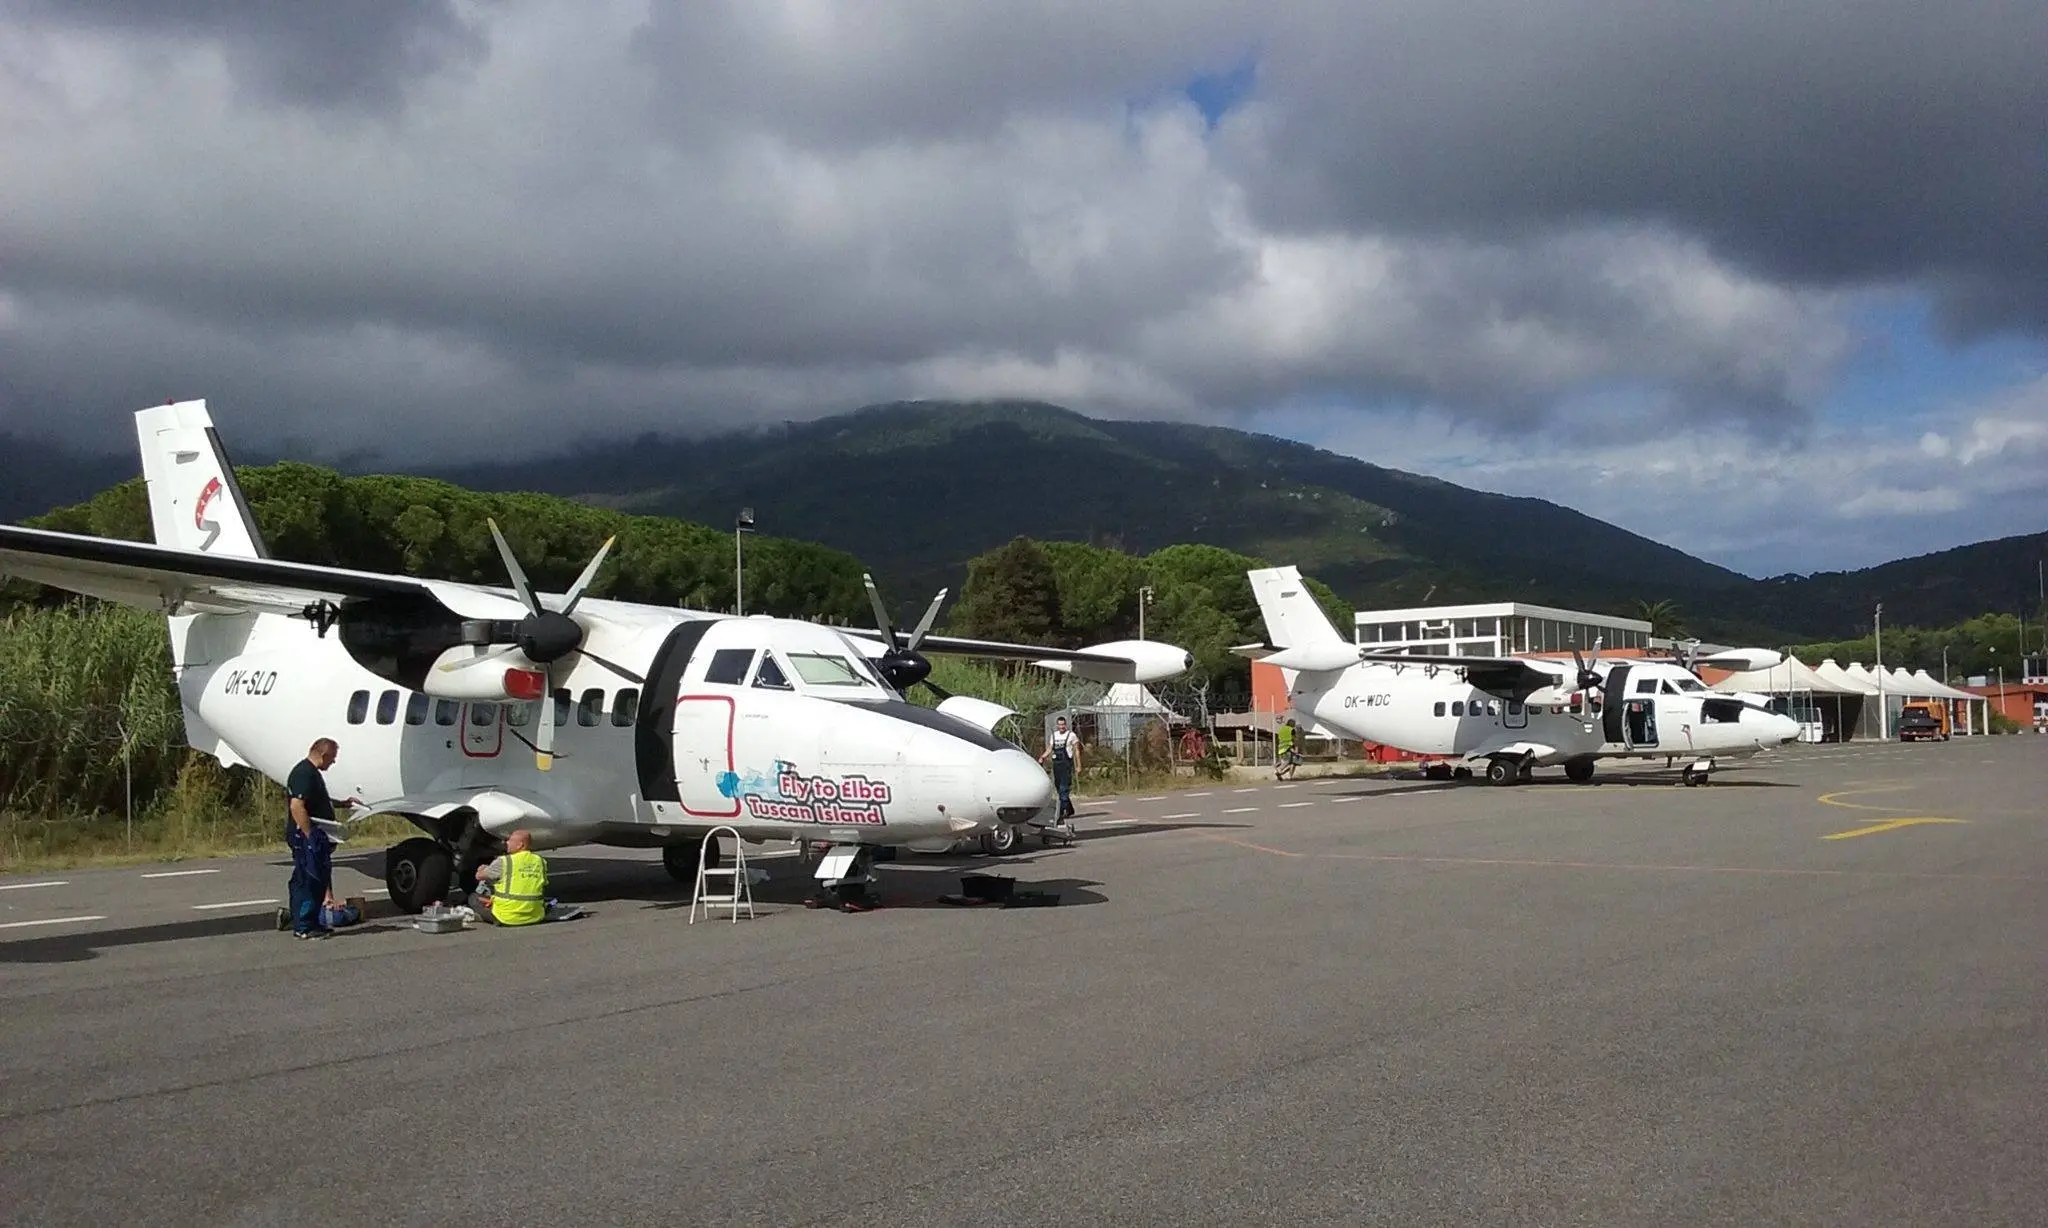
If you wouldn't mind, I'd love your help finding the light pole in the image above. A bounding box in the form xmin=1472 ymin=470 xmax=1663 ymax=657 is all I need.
xmin=734 ymin=507 xmax=755 ymax=615
xmin=1874 ymin=602 xmax=1886 ymax=739
xmin=1138 ymin=585 xmax=1154 ymax=640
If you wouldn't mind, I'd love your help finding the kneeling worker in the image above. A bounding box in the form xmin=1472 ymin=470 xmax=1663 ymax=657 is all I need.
xmin=473 ymin=829 xmax=549 ymax=926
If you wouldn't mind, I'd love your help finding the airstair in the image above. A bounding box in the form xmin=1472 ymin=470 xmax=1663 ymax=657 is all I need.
xmin=688 ymin=826 xmax=755 ymax=924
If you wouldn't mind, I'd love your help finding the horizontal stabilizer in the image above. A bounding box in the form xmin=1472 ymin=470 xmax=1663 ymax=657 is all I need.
xmin=1259 ymin=642 xmax=1364 ymax=673
xmin=1694 ymin=648 xmax=1784 ymax=673
xmin=1230 ymin=642 xmax=1276 ymax=660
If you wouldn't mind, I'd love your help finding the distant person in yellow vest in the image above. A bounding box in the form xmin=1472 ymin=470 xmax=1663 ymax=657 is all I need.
xmin=473 ymin=829 xmax=549 ymax=926
xmin=1276 ymin=717 xmax=1300 ymax=779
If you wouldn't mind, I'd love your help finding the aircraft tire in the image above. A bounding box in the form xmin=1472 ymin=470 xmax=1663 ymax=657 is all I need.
xmin=1485 ymin=758 xmax=1517 ymax=786
xmin=1564 ymin=758 xmax=1596 ymax=784
xmin=385 ymin=838 xmax=452 ymax=915
xmin=663 ymin=840 xmax=714 ymax=883
xmin=983 ymin=824 xmax=1027 ymax=856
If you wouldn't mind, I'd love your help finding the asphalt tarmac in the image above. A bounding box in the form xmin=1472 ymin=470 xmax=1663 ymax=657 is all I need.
xmin=3 ymin=738 xmax=2043 ymax=1225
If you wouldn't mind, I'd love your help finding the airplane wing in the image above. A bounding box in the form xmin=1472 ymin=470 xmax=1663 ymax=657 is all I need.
xmin=1356 ymin=650 xmax=1572 ymax=703
xmin=840 ymin=627 xmax=1191 ymax=682
xmin=0 ymin=523 xmax=539 ymax=620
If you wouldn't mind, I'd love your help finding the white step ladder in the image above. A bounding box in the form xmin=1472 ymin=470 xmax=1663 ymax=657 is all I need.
xmin=688 ymin=826 xmax=755 ymax=924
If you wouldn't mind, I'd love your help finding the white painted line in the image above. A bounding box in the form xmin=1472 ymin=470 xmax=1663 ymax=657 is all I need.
xmin=0 ymin=915 xmax=107 ymax=930
xmin=192 ymin=898 xmax=279 ymax=911
xmin=1184 ymin=792 xmax=1213 ymax=797
xmin=1097 ymin=819 xmax=1142 ymax=827
xmin=1161 ymin=812 xmax=1199 ymax=820
xmin=141 ymin=868 xmax=220 ymax=879
xmin=1278 ymin=801 xmax=1317 ymax=809
xmin=1233 ymin=788 xmax=1258 ymax=794
xmin=361 ymin=888 xmax=389 ymax=897
xmin=1223 ymin=806 xmax=1259 ymax=814
xmin=1273 ymin=783 xmax=1297 ymax=790
xmin=0 ymin=880 xmax=67 ymax=891
xmin=1136 ymin=795 xmax=1167 ymax=802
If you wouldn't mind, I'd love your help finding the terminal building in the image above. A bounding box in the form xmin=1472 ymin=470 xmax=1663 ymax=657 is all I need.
xmin=1352 ymin=601 xmax=1652 ymax=658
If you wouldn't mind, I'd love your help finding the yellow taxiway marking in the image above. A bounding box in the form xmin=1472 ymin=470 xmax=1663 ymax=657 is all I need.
xmin=1820 ymin=817 xmax=1968 ymax=841
xmin=1815 ymin=783 xmax=1920 ymax=813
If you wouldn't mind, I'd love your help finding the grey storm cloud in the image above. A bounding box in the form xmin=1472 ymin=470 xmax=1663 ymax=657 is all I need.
xmin=1227 ymin=0 xmax=2048 ymax=331
xmin=0 ymin=0 xmax=2040 ymax=481
xmin=15 ymin=0 xmax=485 ymax=107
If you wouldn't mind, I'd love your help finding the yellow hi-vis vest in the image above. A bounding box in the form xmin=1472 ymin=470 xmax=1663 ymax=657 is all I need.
xmin=490 ymin=849 xmax=548 ymax=926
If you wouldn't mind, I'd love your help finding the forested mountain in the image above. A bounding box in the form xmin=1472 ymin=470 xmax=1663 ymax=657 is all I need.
xmin=9 ymin=400 xmax=2043 ymax=643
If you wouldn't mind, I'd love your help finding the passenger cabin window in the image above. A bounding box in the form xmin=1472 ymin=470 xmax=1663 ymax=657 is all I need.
xmin=577 ymin=689 xmax=604 ymax=726
xmin=704 ymin=649 xmax=755 ymax=685
xmin=507 ymin=702 xmax=532 ymax=728
xmin=1451 ymin=701 xmax=1465 ymax=716
xmin=753 ymin=655 xmax=792 ymax=690
xmin=552 ymin=688 xmax=572 ymax=726
xmin=405 ymin=693 xmax=430 ymax=725
xmin=435 ymin=699 xmax=460 ymax=726
xmin=612 ymin=688 xmax=639 ymax=726
xmin=469 ymin=702 xmax=498 ymax=726
xmin=1434 ymin=701 xmax=1446 ymax=717
xmin=1635 ymin=679 xmax=1658 ymax=694
xmin=1507 ymin=700 xmax=1523 ymax=715
xmin=376 ymin=689 xmax=400 ymax=725
xmin=347 ymin=689 xmax=370 ymax=724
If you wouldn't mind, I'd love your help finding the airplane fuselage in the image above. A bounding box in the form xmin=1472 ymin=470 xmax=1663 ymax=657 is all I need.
xmin=178 ymin=604 xmax=1050 ymax=854
xmin=1285 ymin=658 xmax=1798 ymax=767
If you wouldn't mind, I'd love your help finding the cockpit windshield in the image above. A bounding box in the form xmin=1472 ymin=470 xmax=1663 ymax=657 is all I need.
xmin=786 ymin=653 xmax=871 ymax=687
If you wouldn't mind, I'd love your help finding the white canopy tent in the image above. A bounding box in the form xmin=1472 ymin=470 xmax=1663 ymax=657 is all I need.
xmin=1806 ymin=659 xmax=1885 ymax=740
xmin=1708 ymin=656 xmax=1852 ymax=742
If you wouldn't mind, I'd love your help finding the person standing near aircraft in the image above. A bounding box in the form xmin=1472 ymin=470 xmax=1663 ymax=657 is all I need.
xmin=1275 ymin=718 xmax=1299 ymax=779
xmin=472 ymin=830 xmax=549 ymax=926
xmin=1040 ymin=716 xmax=1081 ymax=826
xmin=284 ymin=738 xmax=341 ymax=939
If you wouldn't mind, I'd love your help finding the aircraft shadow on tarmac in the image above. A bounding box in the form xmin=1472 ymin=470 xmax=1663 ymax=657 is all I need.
xmin=0 ymin=911 xmax=289 ymax=965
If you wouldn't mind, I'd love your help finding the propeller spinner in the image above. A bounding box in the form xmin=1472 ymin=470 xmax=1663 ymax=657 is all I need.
xmin=862 ymin=572 xmax=951 ymax=700
xmin=441 ymin=519 xmax=645 ymax=770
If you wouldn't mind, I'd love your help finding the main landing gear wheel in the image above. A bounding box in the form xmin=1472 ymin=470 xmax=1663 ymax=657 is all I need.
xmin=1565 ymin=757 xmax=1596 ymax=784
xmin=1681 ymin=767 xmax=1706 ymax=787
xmin=1486 ymin=758 xmax=1519 ymax=786
xmin=385 ymin=837 xmax=452 ymax=914
xmin=980 ymin=824 xmax=1027 ymax=856
xmin=663 ymin=839 xmax=715 ymax=883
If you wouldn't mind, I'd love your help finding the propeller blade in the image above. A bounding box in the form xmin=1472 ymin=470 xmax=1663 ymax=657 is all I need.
xmin=906 ymin=587 xmax=948 ymax=652
xmin=573 ymin=646 xmax=647 ymax=686
xmin=920 ymin=678 xmax=954 ymax=702
xmin=559 ymin=535 xmax=616 ymax=617
xmin=862 ymin=572 xmax=899 ymax=650
xmin=486 ymin=519 xmax=541 ymax=617
xmin=535 ymin=689 xmax=556 ymax=771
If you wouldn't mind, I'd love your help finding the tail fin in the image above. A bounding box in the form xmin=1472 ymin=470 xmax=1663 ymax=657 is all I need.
xmin=136 ymin=400 xmax=269 ymax=558
xmin=1246 ymin=565 xmax=1344 ymax=649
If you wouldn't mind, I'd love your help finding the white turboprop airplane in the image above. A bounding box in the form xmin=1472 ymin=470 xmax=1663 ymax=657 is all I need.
xmin=1239 ymin=566 xmax=1801 ymax=786
xmin=0 ymin=401 xmax=1192 ymax=910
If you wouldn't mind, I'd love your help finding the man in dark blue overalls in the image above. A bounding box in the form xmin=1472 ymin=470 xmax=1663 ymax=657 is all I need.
xmin=1038 ymin=715 xmax=1081 ymax=834
xmin=283 ymin=738 xmax=341 ymax=940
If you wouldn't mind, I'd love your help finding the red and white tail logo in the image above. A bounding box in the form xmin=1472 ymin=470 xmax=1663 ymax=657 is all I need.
xmin=193 ymin=477 xmax=224 ymax=552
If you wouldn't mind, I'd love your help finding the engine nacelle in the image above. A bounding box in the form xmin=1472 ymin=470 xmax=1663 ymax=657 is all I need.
xmin=1034 ymin=639 xmax=1193 ymax=684
xmin=420 ymin=648 xmax=547 ymax=702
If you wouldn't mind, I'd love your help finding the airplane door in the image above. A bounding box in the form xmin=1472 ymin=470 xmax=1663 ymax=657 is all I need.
xmin=1624 ymin=698 xmax=1657 ymax=748
xmin=1504 ymin=698 xmax=1529 ymax=729
xmin=672 ymin=695 xmax=741 ymax=818
xmin=461 ymin=702 xmax=503 ymax=758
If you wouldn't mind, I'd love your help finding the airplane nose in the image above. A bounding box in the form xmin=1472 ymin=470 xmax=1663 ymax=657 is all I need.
xmin=986 ymin=748 xmax=1053 ymax=824
xmin=1768 ymin=712 xmax=1800 ymax=743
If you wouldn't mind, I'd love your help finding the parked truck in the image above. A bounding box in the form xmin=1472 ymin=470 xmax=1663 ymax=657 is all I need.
xmin=1897 ymin=700 xmax=1950 ymax=741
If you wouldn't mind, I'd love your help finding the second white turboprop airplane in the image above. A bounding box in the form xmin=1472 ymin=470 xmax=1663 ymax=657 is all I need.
xmin=0 ymin=401 xmax=1193 ymax=911
xmin=1239 ymin=566 xmax=1800 ymax=785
